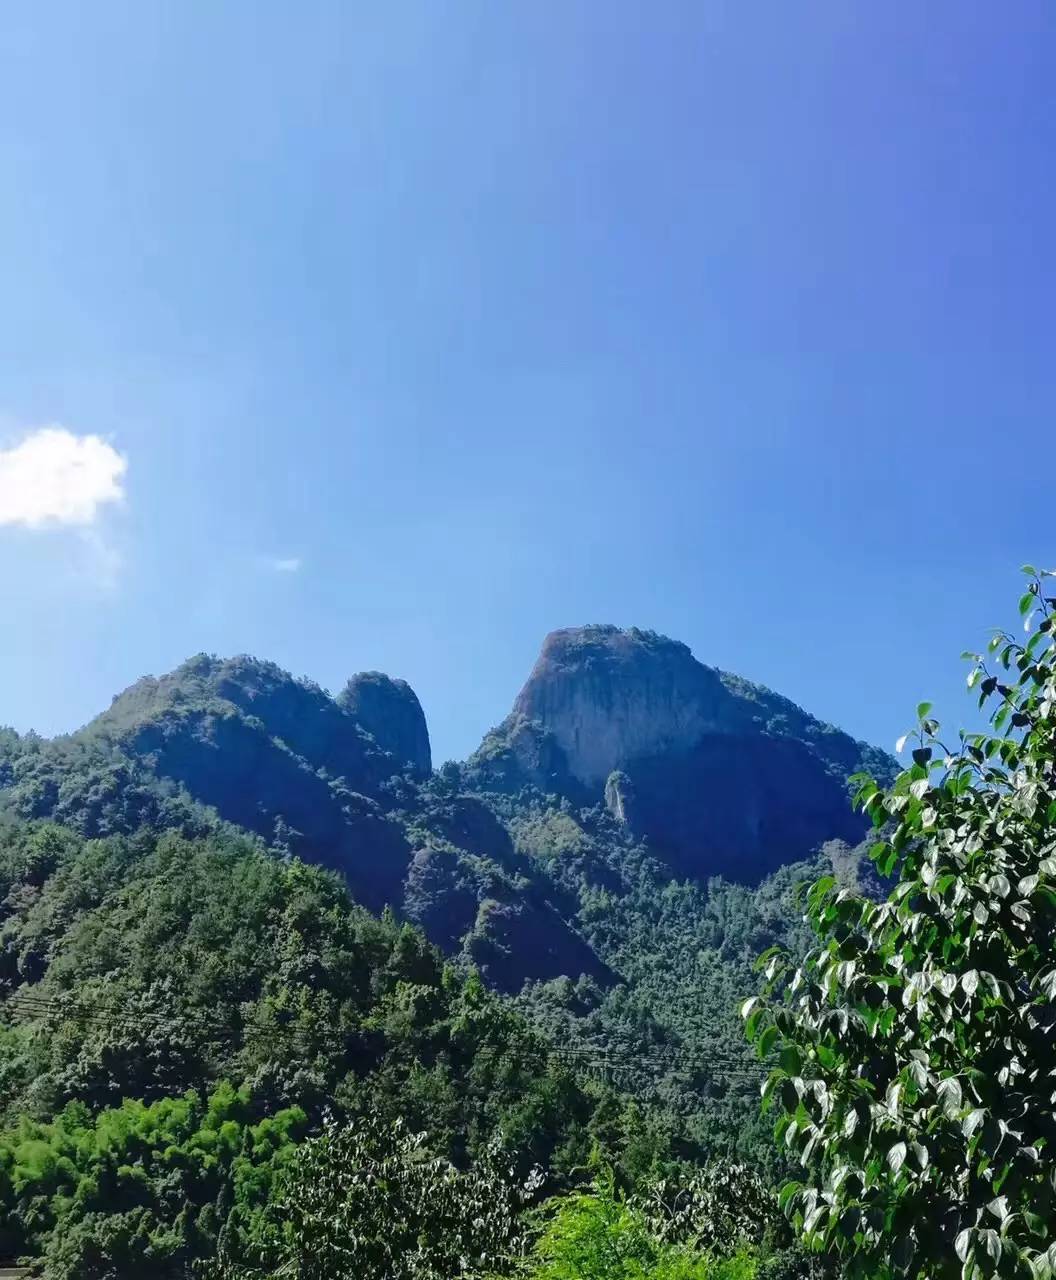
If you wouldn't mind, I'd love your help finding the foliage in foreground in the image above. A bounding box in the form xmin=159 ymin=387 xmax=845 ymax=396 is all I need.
xmin=0 ymin=819 xmax=638 ymax=1172
xmin=0 ymin=1082 xmax=305 ymax=1279
xmin=0 ymin=820 xmax=673 ymax=1274
xmin=747 ymin=568 xmax=1056 ymax=1279
xmin=212 ymin=1131 xmax=780 ymax=1280
xmin=210 ymin=1111 xmax=543 ymax=1280
xmin=520 ymin=1173 xmax=761 ymax=1280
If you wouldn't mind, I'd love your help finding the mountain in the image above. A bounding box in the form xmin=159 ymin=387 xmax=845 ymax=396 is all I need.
xmin=0 ymin=625 xmax=894 ymax=1273
xmin=0 ymin=653 xmax=609 ymax=992
xmin=0 ymin=630 xmax=890 ymax=995
xmin=467 ymin=625 xmax=891 ymax=881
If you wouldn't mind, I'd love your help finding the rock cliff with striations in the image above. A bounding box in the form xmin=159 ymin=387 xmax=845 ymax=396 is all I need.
xmin=468 ymin=625 xmax=892 ymax=882
xmin=511 ymin=626 xmax=734 ymax=785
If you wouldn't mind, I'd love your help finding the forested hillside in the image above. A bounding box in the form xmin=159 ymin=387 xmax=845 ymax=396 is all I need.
xmin=0 ymin=625 xmax=887 ymax=1276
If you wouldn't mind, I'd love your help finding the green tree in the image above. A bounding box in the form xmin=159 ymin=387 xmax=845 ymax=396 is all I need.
xmin=745 ymin=567 xmax=1056 ymax=1278
xmin=520 ymin=1171 xmax=758 ymax=1280
xmin=210 ymin=1113 xmax=543 ymax=1279
xmin=0 ymin=1083 xmax=306 ymax=1279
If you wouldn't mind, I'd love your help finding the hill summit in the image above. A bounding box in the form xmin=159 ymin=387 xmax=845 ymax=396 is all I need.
xmin=468 ymin=624 xmax=890 ymax=881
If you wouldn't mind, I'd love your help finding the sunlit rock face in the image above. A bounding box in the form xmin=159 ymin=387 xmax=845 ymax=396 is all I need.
xmin=475 ymin=624 xmax=890 ymax=883
xmin=512 ymin=626 xmax=732 ymax=786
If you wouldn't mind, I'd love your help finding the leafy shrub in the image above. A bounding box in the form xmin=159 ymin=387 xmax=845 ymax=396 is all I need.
xmin=747 ymin=568 xmax=1056 ymax=1278
xmin=0 ymin=1083 xmax=305 ymax=1279
xmin=519 ymin=1172 xmax=759 ymax=1280
xmin=210 ymin=1112 xmax=543 ymax=1279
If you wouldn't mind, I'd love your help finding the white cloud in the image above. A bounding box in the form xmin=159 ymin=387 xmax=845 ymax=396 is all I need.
xmin=270 ymin=557 xmax=302 ymax=573
xmin=0 ymin=426 xmax=127 ymax=528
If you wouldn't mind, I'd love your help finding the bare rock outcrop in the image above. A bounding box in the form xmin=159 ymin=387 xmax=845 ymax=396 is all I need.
xmin=512 ymin=626 xmax=731 ymax=786
xmin=471 ymin=624 xmax=893 ymax=883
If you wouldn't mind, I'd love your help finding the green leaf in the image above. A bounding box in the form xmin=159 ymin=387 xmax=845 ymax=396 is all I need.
xmin=962 ymin=1108 xmax=986 ymax=1138
xmin=907 ymin=1059 xmax=928 ymax=1089
xmin=917 ymin=701 xmax=933 ymax=721
xmin=937 ymin=1077 xmax=963 ymax=1115
xmin=886 ymin=1141 xmax=907 ymax=1174
xmin=778 ymin=1180 xmax=801 ymax=1212
xmin=987 ymin=1196 xmax=1009 ymax=1223
xmin=987 ymin=874 xmax=1010 ymax=899
xmin=779 ymin=1045 xmax=802 ymax=1074
xmin=757 ymin=1024 xmax=779 ymax=1058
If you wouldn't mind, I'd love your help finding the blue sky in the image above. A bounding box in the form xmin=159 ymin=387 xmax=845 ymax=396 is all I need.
xmin=1 ymin=2 xmax=1053 ymax=764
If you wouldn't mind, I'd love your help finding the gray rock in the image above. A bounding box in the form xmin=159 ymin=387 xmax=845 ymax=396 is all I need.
xmin=471 ymin=624 xmax=893 ymax=884
xmin=513 ymin=626 xmax=730 ymax=786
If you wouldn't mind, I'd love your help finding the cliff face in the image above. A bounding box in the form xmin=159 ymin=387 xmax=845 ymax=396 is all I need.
xmin=512 ymin=626 xmax=732 ymax=786
xmin=98 ymin=654 xmax=388 ymax=787
xmin=85 ymin=654 xmax=411 ymax=908
xmin=339 ymin=671 xmax=432 ymax=778
xmin=473 ymin=625 xmax=891 ymax=882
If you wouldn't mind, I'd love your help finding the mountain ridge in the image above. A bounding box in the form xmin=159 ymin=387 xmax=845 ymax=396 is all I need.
xmin=0 ymin=624 xmax=890 ymax=991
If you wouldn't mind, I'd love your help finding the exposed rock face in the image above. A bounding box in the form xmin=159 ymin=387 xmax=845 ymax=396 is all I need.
xmin=463 ymin=714 xmax=582 ymax=799
xmin=339 ymin=672 xmax=432 ymax=778
xmin=513 ymin=626 xmax=730 ymax=786
xmin=476 ymin=625 xmax=893 ymax=883
xmin=603 ymin=770 xmax=635 ymax=826
xmin=89 ymin=654 xmax=411 ymax=909
xmin=64 ymin=653 xmax=599 ymax=987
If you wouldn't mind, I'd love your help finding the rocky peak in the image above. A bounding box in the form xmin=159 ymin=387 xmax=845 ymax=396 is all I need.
xmin=339 ymin=672 xmax=432 ymax=778
xmin=512 ymin=625 xmax=732 ymax=786
xmin=470 ymin=624 xmax=891 ymax=883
